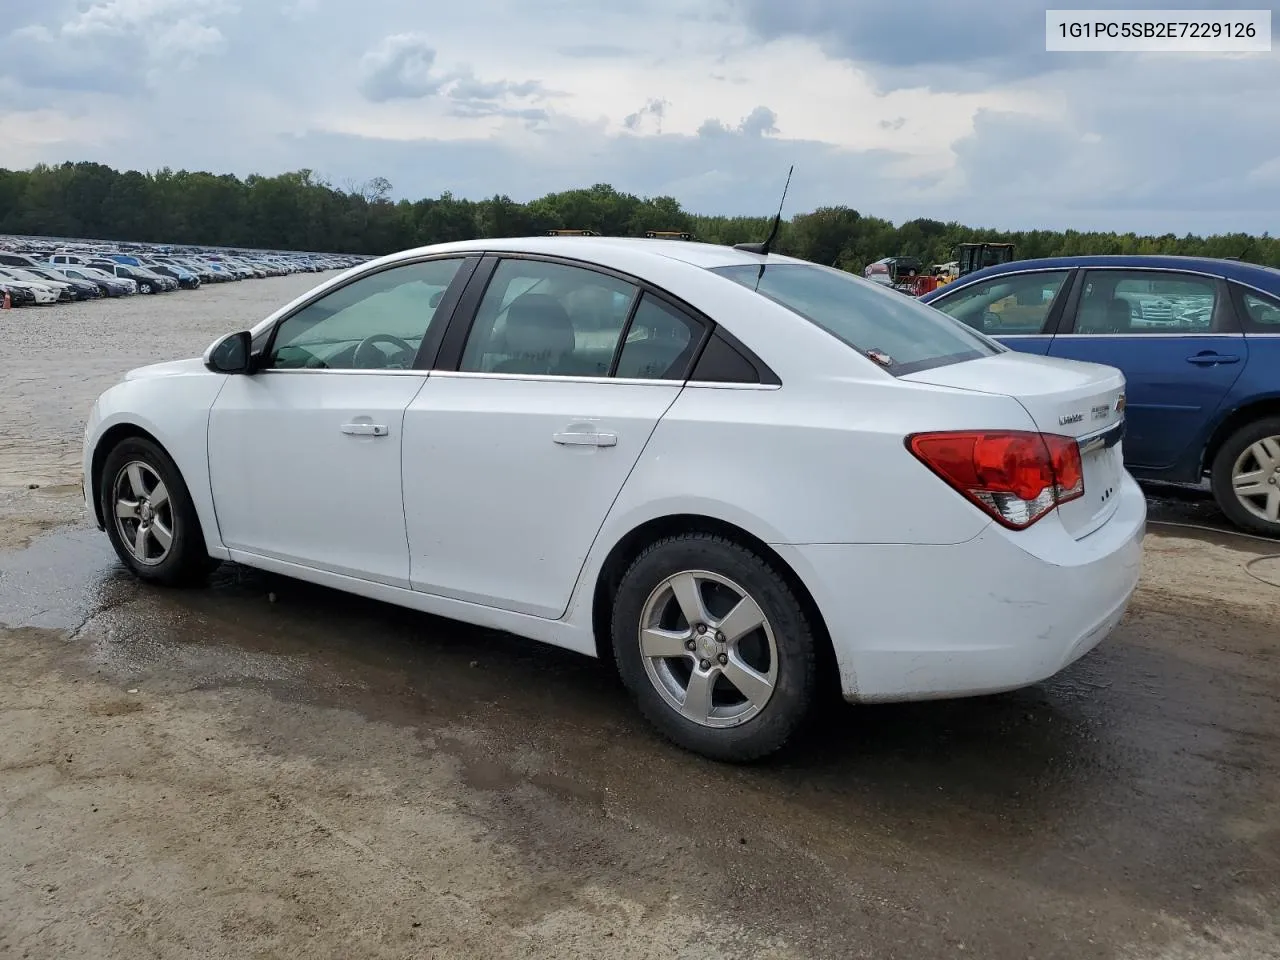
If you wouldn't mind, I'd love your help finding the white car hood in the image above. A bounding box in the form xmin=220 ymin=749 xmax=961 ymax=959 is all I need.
xmin=123 ymin=357 xmax=206 ymax=381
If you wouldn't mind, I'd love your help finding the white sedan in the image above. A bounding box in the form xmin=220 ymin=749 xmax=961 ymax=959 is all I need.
xmin=82 ymin=236 xmax=1145 ymax=761
xmin=0 ymin=271 xmax=61 ymax=304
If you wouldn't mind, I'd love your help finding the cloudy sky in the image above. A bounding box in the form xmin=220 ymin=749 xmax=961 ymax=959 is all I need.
xmin=1 ymin=0 xmax=1277 ymax=234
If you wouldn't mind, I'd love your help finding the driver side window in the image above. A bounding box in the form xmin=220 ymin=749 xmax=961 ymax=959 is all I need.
xmin=268 ymin=258 xmax=465 ymax=370
xmin=933 ymin=270 xmax=1069 ymax=335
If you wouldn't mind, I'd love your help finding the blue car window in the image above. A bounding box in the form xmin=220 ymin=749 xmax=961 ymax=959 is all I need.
xmin=932 ymin=270 xmax=1069 ymax=335
xmin=1239 ymin=290 xmax=1280 ymax=332
xmin=1075 ymin=271 xmax=1218 ymax=334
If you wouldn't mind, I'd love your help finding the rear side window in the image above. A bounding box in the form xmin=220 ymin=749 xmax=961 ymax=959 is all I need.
xmin=460 ymin=259 xmax=638 ymax=377
xmin=1074 ymin=270 xmax=1218 ymax=334
xmin=710 ymin=262 xmax=1000 ymax=376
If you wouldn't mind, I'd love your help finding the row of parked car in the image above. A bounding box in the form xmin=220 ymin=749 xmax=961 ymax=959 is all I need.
xmin=0 ymin=239 xmax=363 ymax=307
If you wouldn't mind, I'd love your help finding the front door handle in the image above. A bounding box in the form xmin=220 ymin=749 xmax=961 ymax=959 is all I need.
xmin=553 ymin=431 xmax=617 ymax=447
xmin=1186 ymin=353 xmax=1240 ymax=366
xmin=341 ymin=423 xmax=389 ymax=437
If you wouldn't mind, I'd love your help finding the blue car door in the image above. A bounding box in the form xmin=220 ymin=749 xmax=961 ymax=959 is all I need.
xmin=928 ymin=268 xmax=1074 ymax=356
xmin=1046 ymin=268 xmax=1247 ymax=471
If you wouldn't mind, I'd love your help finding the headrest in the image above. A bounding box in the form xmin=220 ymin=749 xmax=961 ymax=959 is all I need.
xmin=503 ymin=294 xmax=576 ymax=355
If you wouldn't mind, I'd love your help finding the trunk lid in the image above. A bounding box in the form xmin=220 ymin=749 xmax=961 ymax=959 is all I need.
xmin=901 ymin=352 xmax=1127 ymax=539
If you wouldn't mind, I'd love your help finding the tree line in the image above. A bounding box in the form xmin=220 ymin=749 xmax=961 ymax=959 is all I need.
xmin=2 ymin=161 xmax=1277 ymax=274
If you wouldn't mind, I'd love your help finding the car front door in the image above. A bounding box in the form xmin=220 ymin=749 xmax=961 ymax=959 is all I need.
xmin=207 ymin=255 xmax=475 ymax=588
xmin=401 ymin=256 xmax=706 ymax=619
xmin=1046 ymin=268 xmax=1248 ymax=470
xmin=927 ymin=269 xmax=1073 ymax=355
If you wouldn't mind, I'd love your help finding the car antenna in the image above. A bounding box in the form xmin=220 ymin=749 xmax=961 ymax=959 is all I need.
xmin=734 ymin=164 xmax=793 ymax=258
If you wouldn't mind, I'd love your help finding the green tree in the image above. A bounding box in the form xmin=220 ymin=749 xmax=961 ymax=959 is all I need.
xmin=1 ymin=160 xmax=1278 ymax=268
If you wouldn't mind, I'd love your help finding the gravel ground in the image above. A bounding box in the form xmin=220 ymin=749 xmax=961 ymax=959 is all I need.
xmin=0 ymin=276 xmax=1278 ymax=959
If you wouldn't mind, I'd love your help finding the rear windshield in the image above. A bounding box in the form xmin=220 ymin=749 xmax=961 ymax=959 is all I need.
xmin=710 ymin=262 xmax=1001 ymax=376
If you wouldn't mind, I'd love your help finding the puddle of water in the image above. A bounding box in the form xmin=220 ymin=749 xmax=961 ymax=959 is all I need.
xmin=0 ymin=525 xmax=126 ymax=632
xmin=0 ymin=526 xmax=343 ymax=695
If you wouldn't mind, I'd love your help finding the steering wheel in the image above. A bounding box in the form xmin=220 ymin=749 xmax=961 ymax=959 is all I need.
xmin=352 ymin=333 xmax=417 ymax=369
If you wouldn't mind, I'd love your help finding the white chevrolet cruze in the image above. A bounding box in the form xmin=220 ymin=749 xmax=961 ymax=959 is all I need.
xmin=82 ymin=236 xmax=1145 ymax=761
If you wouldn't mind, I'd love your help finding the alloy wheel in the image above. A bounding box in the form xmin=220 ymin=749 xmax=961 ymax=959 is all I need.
xmin=638 ymin=570 xmax=778 ymax=728
xmin=112 ymin=461 xmax=176 ymax=566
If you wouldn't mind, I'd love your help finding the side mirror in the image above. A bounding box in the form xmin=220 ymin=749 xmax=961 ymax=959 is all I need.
xmin=203 ymin=331 xmax=253 ymax=374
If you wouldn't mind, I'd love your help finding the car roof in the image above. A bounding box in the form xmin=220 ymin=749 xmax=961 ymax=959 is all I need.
xmin=374 ymin=235 xmax=808 ymax=273
xmin=923 ymin=254 xmax=1280 ymax=299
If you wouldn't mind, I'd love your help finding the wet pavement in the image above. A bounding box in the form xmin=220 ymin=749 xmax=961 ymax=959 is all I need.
xmin=1 ymin=279 xmax=1278 ymax=958
xmin=2 ymin=510 xmax=1278 ymax=957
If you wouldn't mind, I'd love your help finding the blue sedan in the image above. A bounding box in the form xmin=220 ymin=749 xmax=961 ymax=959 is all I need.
xmin=920 ymin=255 xmax=1280 ymax=537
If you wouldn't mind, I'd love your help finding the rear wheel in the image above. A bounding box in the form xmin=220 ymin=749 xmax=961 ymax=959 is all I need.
xmin=1211 ymin=417 xmax=1280 ymax=538
xmin=611 ymin=533 xmax=818 ymax=762
xmin=100 ymin=437 xmax=216 ymax=586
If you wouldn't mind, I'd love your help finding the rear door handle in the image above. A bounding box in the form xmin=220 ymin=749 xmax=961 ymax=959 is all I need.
xmin=1186 ymin=353 xmax=1240 ymax=366
xmin=553 ymin=431 xmax=617 ymax=447
xmin=341 ymin=423 xmax=389 ymax=437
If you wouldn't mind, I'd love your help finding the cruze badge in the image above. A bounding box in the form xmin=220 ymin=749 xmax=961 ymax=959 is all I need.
xmin=1060 ymin=412 xmax=1084 ymax=425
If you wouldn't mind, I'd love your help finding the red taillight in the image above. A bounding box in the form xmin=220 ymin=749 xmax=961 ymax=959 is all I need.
xmin=907 ymin=430 xmax=1085 ymax=529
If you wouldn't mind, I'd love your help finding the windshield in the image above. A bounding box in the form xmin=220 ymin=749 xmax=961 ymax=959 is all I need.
xmin=709 ymin=262 xmax=1001 ymax=376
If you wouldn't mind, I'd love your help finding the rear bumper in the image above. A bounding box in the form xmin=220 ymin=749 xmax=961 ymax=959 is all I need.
xmin=776 ymin=473 xmax=1146 ymax=702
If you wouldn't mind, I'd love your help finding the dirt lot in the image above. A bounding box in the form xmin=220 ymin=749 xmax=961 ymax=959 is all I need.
xmin=1 ymin=276 xmax=1278 ymax=959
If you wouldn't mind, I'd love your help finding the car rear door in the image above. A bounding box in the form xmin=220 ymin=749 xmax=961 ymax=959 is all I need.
xmin=400 ymin=255 xmax=707 ymax=619
xmin=1046 ymin=268 xmax=1247 ymax=471
xmin=926 ymin=269 xmax=1074 ymax=356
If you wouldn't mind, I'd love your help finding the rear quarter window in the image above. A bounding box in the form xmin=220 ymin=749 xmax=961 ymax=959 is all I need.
xmin=1231 ymin=283 xmax=1280 ymax=332
xmin=711 ymin=262 xmax=1002 ymax=376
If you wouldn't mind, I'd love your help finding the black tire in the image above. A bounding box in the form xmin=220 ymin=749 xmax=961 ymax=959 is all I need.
xmin=100 ymin=436 xmax=216 ymax=586
xmin=1210 ymin=417 xmax=1280 ymax=538
xmin=140 ymin=281 xmax=153 ymax=294
xmin=611 ymin=533 xmax=818 ymax=762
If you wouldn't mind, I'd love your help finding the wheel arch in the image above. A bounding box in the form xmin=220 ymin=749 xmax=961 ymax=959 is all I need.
xmin=90 ymin=419 xmax=222 ymax=559
xmin=589 ymin=513 xmax=840 ymax=698
xmin=89 ymin=422 xmax=166 ymax=528
xmin=1202 ymin=394 xmax=1280 ymax=475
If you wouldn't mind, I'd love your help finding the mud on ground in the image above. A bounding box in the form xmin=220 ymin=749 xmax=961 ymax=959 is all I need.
xmin=1 ymin=277 xmax=1278 ymax=959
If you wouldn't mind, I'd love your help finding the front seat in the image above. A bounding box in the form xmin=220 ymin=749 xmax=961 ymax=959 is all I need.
xmin=492 ymin=294 xmax=577 ymax=374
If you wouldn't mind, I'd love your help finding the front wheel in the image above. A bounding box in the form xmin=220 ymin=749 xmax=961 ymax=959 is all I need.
xmin=100 ymin=437 xmax=216 ymax=586
xmin=611 ymin=533 xmax=818 ymax=762
xmin=1211 ymin=417 xmax=1280 ymax=538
